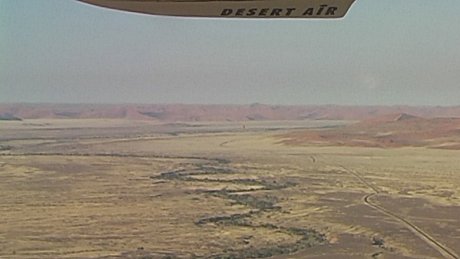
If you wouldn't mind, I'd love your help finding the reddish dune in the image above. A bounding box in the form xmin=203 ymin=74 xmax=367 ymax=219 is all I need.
xmin=280 ymin=113 xmax=460 ymax=149
xmin=2 ymin=104 xmax=460 ymax=122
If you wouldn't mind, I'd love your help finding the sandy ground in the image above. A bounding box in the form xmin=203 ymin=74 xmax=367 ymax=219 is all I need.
xmin=0 ymin=119 xmax=459 ymax=259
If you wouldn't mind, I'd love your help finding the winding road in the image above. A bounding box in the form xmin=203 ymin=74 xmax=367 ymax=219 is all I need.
xmin=337 ymin=164 xmax=459 ymax=259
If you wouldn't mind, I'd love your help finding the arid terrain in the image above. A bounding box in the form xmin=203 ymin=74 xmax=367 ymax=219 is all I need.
xmin=3 ymin=103 xmax=460 ymax=121
xmin=1 ymin=107 xmax=460 ymax=258
xmin=280 ymin=113 xmax=460 ymax=149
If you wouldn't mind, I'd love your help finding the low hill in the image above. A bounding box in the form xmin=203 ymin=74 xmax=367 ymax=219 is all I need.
xmin=0 ymin=113 xmax=22 ymax=121
xmin=2 ymin=104 xmax=460 ymax=122
xmin=280 ymin=113 xmax=460 ymax=149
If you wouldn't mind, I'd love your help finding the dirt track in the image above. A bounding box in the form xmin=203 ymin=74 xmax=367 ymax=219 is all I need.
xmin=2 ymin=120 xmax=460 ymax=258
xmin=335 ymin=162 xmax=459 ymax=259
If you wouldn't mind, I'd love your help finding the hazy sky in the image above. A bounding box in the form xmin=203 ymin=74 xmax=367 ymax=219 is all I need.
xmin=1 ymin=0 xmax=460 ymax=105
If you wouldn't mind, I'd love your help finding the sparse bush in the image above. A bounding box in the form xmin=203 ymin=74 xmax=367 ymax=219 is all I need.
xmin=372 ymin=236 xmax=385 ymax=247
xmin=0 ymin=145 xmax=12 ymax=151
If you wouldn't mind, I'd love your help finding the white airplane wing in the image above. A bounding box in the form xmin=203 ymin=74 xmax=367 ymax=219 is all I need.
xmin=78 ymin=0 xmax=356 ymax=18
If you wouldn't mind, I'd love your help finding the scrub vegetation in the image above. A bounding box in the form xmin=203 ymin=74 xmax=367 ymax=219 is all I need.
xmin=1 ymin=118 xmax=459 ymax=258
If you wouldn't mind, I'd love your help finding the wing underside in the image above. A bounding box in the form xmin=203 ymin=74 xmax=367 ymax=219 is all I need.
xmin=78 ymin=0 xmax=356 ymax=18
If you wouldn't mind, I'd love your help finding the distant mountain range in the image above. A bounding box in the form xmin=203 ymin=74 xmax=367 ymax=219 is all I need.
xmin=1 ymin=103 xmax=460 ymax=121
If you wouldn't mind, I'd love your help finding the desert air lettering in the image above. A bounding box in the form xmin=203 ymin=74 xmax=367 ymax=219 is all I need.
xmin=221 ymin=5 xmax=338 ymax=17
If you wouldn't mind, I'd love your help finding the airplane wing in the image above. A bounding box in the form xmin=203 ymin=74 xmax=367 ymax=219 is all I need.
xmin=78 ymin=0 xmax=356 ymax=19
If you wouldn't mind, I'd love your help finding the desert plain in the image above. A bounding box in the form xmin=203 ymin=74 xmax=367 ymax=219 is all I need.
xmin=1 ymin=106 xmax=460 ymax=259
